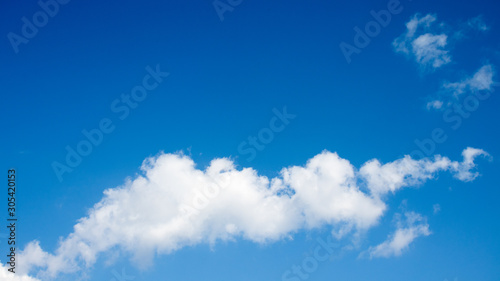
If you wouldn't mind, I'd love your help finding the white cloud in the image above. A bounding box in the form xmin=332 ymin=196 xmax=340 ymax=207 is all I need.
xmin=443 ymin=64 xmax=495 ymax=95
xmin=393 ymin=14 xmax=451 ymax=69
xmin=366 ymin=212 xmax=431 ymax=258
xmin=0 ymin=262 xmax=40 ymax=281
xmin=395 ymin=14 xmax=437 ymax=52
xmin=467 ymin=15 xmax=489 ymax=32
xmin=469 ymin=64 xmax=495 ymax=90
xmin=433 ymin=204 xmax=441 ymax=214
xmin=411 ymin=33 xmax=451 ymax=68
xmin=359 ymin=147 xmax=489 ymax=196
xmin=17 ymin=148 xmax=489 ymax=279
xmin=393 ymin=14 xmax=491 ymax=70
xmin=427 ymin=100 xmax=443 ymax=110
xmin=453 ymin=147 xmax=491 ymax=181
xmin=431 ymin=64 xmax=496 ymax=109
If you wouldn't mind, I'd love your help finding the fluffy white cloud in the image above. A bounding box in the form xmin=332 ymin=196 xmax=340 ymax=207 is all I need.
xmin=393 ymin=14 xmax=451 ymax=69
xmin=365 ymin=212 xmax=431 ymax=258
xmin=16 ymin=148 xmax=489 ymax=279
xmin=0 ymin=262 xmax=40 ymax=281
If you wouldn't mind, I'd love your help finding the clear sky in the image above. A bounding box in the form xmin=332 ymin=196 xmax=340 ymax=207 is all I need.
xmin=1 ymin=0 xmax=499 ymax=280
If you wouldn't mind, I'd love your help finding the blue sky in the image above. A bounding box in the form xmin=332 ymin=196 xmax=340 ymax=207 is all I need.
xmin=1 ymin=0 xmax=500 ymax=280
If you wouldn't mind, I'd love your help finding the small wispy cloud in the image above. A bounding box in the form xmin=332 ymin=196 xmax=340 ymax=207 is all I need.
xmin=360 ymin=147 xmax=490 ymax=196
xmin=466 ymin=15 xmax=490 ymax=32
xmin=393 ymin=14 xmax=490 ymax=71
xmin=433 ymin=204 xmax=441 ymax=214
xmin=428 ymin=64 xmax=496 ymax=110
xmin=427 ymin=100 xmax=444 ymax=110
xmin=364 ymin=212 xmax=431 ymax=258
xmin=443 ymin=64 xmax=495 ymax=96
xmin=393 ymin=14 xmax=451 ymax=70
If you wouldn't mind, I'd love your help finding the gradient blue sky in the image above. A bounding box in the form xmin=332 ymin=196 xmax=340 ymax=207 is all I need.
xmin=1 ymin=0 xmax=500 ymax=280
